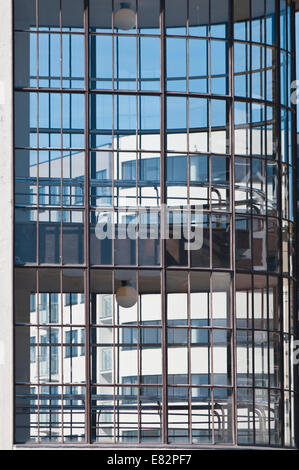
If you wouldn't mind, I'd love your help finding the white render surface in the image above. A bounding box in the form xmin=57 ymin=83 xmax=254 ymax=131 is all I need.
xmin=0 ymin=0 xmax=13 ymax=451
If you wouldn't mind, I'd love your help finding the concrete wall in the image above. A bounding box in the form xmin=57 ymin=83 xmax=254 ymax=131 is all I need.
xmin=0 ymin=0 xmax=13 ymax=451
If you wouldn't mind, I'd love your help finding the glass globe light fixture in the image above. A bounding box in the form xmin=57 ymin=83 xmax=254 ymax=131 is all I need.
xmin=114 ymin=2 xmax=135 ymax=30
xmin=116 ymin=281 xmax=138 ymax=308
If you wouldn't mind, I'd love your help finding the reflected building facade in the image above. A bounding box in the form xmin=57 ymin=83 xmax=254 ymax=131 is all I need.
xmin=11 ymin=0 xmax=298 ymax=448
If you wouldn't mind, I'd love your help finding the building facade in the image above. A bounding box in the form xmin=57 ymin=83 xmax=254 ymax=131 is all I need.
xmin=0 ymin=0 xmax=298 ymax=449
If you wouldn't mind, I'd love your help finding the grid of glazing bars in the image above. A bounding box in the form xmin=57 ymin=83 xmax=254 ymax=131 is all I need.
xmin=13 ymin=0 xmax=297 ymax=447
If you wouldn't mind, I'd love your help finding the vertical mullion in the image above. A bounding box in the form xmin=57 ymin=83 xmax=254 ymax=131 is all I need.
xmin=265 ymin=0 xmax=272 ymax=433
xmin=266 ymin=271 xmax=271 ymax=445
xmin=208 ymin=0 xmax=211 ymax=97
xmin=187 ymin=8 xmax=191 ymax=441
xmin=60 ymin=269 xmax=65 ymax=442
xmin=210 ymin=272 xmax=215 ymax=444
xmin=160 ymin=0 xmax=168 ymax=445
xmin=59 ymin=0 xmax=63 ymax=266
xmin=186 ymin=0 xmax=191 ymax=272
xmin=228 ymin=0 xmax=237 ymax=446
xmin=249 ymin=0 xmax=257 ymax=446
xmin=263 ymin=0 xmax=272 ymax=448
xmin=275 ymin=0 xmax=285 ymax=448
xmin=112 ymin=272 xmax=116 ymax=444
xmin=290 ymin=0 xmax=298 ymax=449
xmin=112 ymin=0 xmax=116 ymax=267
xmin=12 ymin=0 xmax=16 ymax=445
xmin=59 ymin=1 xmax=65 ymax=443
xmin=83 ymin=0 xmax=91 ymax=445
xmin=136 ymin=2 xmax=142 ymax=430
xmin=208 ymin=0 xmax=212 ymax=282
xmin=137 ymin=271 xmax=141 ymax=443
xmin=187 ymin=272 xmax=192 ymax=444
xmin=135 ymin=1 xmax=141 ymax=217
xmin=36 ymin=0 xmax=41 ymax=444
xmin=37 ymin=269 xmax=41 ymax=444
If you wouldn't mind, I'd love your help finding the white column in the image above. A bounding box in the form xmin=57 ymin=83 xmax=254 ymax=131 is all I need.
xmin=0 ymin=0 xmax=13 ymax=450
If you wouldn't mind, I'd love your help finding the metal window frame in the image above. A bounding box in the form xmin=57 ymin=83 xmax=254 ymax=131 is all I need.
xmin=12 ymin=0 xmax=297 ymax=448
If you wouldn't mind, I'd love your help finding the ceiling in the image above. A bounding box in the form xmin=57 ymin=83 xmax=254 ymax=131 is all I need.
xmin=16 ymin=0 xmax=299 ymax=30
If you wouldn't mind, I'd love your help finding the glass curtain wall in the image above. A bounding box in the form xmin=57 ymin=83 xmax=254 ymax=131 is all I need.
xmin=13 ymin=0 xmax=296 ymax=446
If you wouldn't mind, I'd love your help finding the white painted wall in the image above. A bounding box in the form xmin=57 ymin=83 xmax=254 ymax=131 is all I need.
xmin=0 ymin=0 xmax=13 ymax=451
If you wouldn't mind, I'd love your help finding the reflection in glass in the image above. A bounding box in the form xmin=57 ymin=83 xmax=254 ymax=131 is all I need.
xmin=13 ymin=0 xmax=296 ymax=448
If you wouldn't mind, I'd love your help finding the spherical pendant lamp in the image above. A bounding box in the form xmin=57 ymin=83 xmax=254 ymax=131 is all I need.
xmin=116 ymin=282 xmax=138 ymax=308
xmin=115 ymin=3 xmax=135 ymax=30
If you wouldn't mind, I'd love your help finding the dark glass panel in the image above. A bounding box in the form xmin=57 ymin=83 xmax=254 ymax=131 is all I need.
xmin=90 ymin=210 xmax=113 ymax=266
xmin=39 ymin=210 xmax=61 ymax=264
xmin=15 ymin=208 xmax=37 ymax=265
xmin=235 ymin=215 xmax=251 ymax=270
xmin=138 ymin=211 xmax=161 ymax=266
xmin=234 ymin=0 xmax=250 ymax=41
xmin=14 ymin=31 xmax=37 ymax=89
xmin=14 ymin=385 xmax=39 ymax=443
xmin=252 ymin=217 xmax=267 ymax=271
xmin=267 ymin=218 xmax=279 ymax=273
xmin=89 ymin=0 xmax=112 ymax=32
xmin=14 ymin=0 xmax=36 ymax=30
xmin=190 ymin=213 xmax=210 ymax=267
xmin=138 ymin=0 xmax=160 ymax=34
xmin=15 ymin=268 xmax=37 ymax=324
xmin=62 ymin=0 xmax=84 ymax=31
xmin=211 ymin=0 xmax=229 ymax=38
xmin=165 ymin=0 xmax=187 ymax=35
xmin=39 ymin=0 xmax=60 ymax=30
xmin=212 ymin=214 xmax=230 ymax=268
xmin=62 ymin=210 xmax=84 ymax=265
xmin=166 ymin=210 xmax=189 ymax=267
xmin=189 ymin=0 xmax=209 ymax=37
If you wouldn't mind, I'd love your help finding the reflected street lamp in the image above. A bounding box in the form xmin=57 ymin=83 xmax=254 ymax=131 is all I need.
xmin=116 ymin=281 xmax=138 ymax=308
xmin=114 ymin=2 xmax=135 ymax=30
